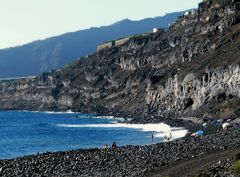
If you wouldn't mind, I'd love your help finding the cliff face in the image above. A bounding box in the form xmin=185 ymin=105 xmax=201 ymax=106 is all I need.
xmin=0 ymin=0 xmax=240 ymax=120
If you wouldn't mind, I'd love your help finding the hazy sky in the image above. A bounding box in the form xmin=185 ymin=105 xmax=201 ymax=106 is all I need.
xmin=0 ymin=0 xmax=202 ymax=49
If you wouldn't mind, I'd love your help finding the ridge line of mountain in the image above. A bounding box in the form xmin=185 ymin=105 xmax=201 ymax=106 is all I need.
xmin=0 ymin=10 xmax=188 ymax=78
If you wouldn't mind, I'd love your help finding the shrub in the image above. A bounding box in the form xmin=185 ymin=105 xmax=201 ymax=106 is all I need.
xmin=232 ymin=160 xmax=240 ymax=174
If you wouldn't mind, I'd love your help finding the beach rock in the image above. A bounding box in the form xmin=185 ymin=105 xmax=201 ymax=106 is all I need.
xmin=0 ymin=124 xmax=239 ymax=177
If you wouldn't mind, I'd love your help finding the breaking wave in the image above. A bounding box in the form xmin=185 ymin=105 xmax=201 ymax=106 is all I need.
xmin=56 ymin=123 xmax=188 ymax=141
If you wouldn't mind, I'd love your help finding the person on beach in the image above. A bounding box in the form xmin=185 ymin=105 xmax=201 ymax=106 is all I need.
xmin=102 ymin=144 xmax=109 ymax=158
xmin=164 ymin=132 xmax=172 ymax=142
xmin=112 ymin=142 xmax=117 ymax=148
xmin=191 ymin=130 xmax=204 ymax=137
xmin=151 ymin=131 xmax=154 ymax=141
xmin=222 ymin=122 xmax=231 ymax=130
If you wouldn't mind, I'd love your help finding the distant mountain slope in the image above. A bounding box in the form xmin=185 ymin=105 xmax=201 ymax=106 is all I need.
xmin=0 ymin=11 xmax=187 ymax=78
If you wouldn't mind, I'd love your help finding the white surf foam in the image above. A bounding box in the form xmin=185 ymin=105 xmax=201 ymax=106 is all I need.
xmin=93 ymin=116 xmax=125 ymax=122
xmin=19 ymin=110 xmax=77 ymax=114
xmin=42 ymin=110 xmax=75 ymax=114
xmin=56 ymin=123 xmax=188 ymax=141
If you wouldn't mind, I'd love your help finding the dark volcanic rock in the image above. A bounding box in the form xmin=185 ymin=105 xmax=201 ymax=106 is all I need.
xmin=0 ymin=0 xmax=239 ymax=176
xmin=0 ymin=124 xmax=239 ymax=177
xmin=0 ymin=0 xmax=240 ymax=121
xmin=0 ymin=0 xmax=239 ymax=122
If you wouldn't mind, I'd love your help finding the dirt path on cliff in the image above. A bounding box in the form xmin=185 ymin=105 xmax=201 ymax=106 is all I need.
xmin=148 ymin=148 xmax=240 ymax=177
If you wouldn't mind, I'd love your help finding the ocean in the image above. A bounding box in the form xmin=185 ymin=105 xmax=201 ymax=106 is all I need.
xmin=0 ymin=111 xmax=187 ymax=159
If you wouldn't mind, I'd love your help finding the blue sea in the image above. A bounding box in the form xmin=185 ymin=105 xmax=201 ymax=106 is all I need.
xmin=0 ymin=111 xmax=178 ymax=160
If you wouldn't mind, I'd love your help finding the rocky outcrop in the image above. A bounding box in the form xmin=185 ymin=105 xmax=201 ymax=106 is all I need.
xmin=147 ymin=65 xmax=240 ymax=115
xmin=0 ymin=0 xmax=240 ymax=120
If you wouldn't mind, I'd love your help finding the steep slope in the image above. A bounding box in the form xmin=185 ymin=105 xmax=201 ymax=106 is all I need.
xmin=0 ymin=11 xmax=185 ymax=78
xmin=0 ymin=0 xmax=239 ymax=121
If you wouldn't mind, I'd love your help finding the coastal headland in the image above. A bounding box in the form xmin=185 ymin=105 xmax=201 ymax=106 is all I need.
xmin=0 ymin=0 xmax=240 ymax=176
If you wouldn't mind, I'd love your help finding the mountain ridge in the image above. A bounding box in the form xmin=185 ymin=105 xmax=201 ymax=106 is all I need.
xmin=0 ymin=11 xmax=187 ymax=78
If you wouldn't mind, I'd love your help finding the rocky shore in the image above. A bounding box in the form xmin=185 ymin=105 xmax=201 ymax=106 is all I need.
xmin=0 ymin=0 xmax=239 ymax=176
xmin=0 ymin=120 xmax=239 ymax=177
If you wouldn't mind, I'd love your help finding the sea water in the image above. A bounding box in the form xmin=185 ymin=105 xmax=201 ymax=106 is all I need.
xmin=0 ymin=111 xmax=187 ymax=159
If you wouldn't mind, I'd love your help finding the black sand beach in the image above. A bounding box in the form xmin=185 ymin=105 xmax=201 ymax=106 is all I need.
xmin=0 ymin=120 xmax=239 ymax=177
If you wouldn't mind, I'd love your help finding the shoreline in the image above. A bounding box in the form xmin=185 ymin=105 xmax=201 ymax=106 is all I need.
xmin=0 ymin=110 xmax=239 ymax=176
xmin=0 ymin=110 xmax=190 ymax=160
xmin=0 ymin=116 xmax=239 ymax=176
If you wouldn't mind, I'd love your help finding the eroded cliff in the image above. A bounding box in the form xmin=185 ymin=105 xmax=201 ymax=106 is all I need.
xmin=0 ymin=0 xmax=240 ymax=120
